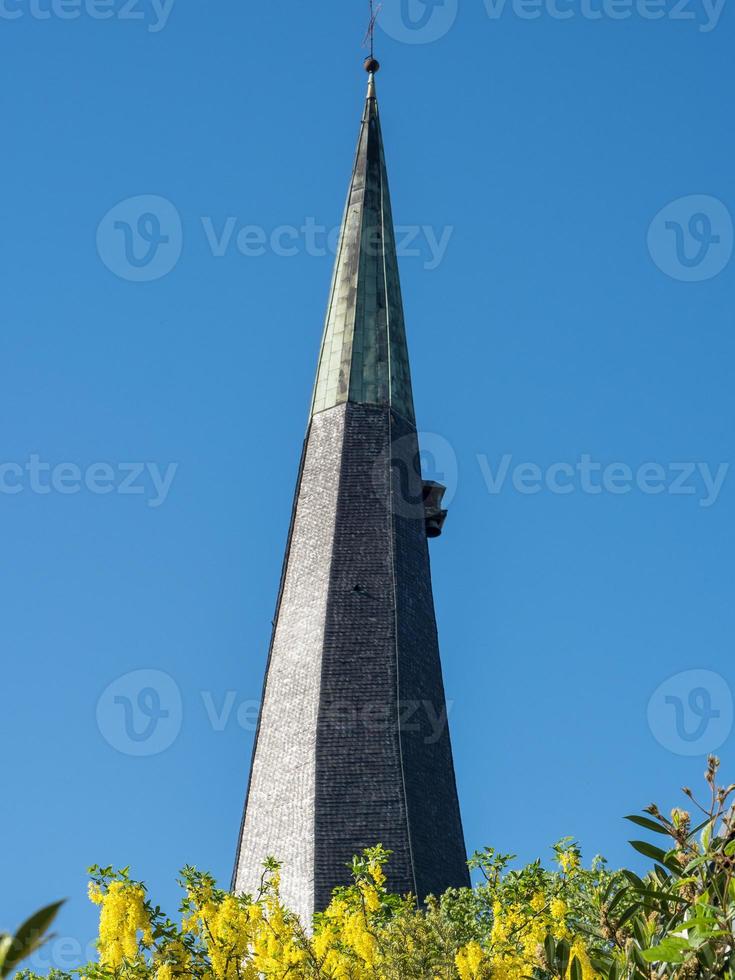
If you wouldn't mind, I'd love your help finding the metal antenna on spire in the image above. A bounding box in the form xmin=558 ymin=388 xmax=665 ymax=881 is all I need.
xmin=364 ymin=1 xmax=380 ymax=60
xmin=362 ymin=0 xmax=382 ymax=72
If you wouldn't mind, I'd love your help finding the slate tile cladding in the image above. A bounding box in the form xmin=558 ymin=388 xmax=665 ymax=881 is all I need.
xmin=234 ymin=402 xmax=469 ymax=924
xmin=233 ymin=406 xmax=346 ymax=924
xmin=315 ymin=403 xmax=469 ymax=909
xmin=389 ymin=410 xmax=470 ymax=902
xmin=314 ymin=403 xmax=414 ymax=906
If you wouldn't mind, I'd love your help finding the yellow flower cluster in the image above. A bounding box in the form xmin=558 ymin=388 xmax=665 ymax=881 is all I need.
xmin=455 ymin=940 xmax=488 ymax=979
xmin=455 ymin=889 xmax=599 ymax=980
xmin=152 ymin=937 xmax=192 ymax=979
xmin=251 ymin=899 xmax=306 ymax=974
xmin=559 ymin=850 xmax=581 ymax=876
xmin=183 ymin=890 xmax=262 ymax=978
xmin=88 ymin=880 xmax=152 ymax=970
xmin=310 ymin=855 xmax=386 ymax=976
xmin=566 ymin=938 xmax=599 ymax=980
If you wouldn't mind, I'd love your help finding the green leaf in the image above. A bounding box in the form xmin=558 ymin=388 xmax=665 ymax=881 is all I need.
xmin=632 ymin=946 xmax=650 ymax=971
xmin=601 ymin=878 xmax=618 ymax=903
xmin=556 ymin=938 xmax=571 ymax=976
xmin=570 ymin=955 xmax=583 ymax=980
xmin=625 ymin=815 xmax=670 ymax=835
xmin=697 ymin=942 xmax=716 ymax=968
xmin=686 ymin=817 xmax=710 ymax=841
xmin=631 ymin=886 xmax=689 ymax=905
xmin=628 ymin=840 xmax=668 ymax=863
xmin=606 ymin=886 xmax=630 ymax=914
xmin=615 ymin=903 xmax=641 ymax=930
xmin=0 ymin=937 xmax=12 ymax=973
xmin=621 ymin=870 xmax=644 ymax=889
xmin=632 ymin=916 xmax=647 ymax=948
xmin=0 ymin=901 xmax=64 ymax=978
xmin=544 ymin=934 xmax=556 ymax=971
xmin=629 ymin=840 xmax=682 ymax=874
xmin=683 ymin=854 xmax=709 ymax=873
xmin=640 ymin=936 xmax=690 ymax=964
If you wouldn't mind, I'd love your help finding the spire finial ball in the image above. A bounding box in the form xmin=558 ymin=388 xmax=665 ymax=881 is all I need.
xmin=364 ymin=57 xmax=380 ymax=74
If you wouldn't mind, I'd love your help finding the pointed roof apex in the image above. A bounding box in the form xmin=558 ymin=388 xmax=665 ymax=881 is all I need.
xmin=310 ymin=63 xmax=416 ymax=425
xmin=364 ymin=56 xmax=380 ymax=102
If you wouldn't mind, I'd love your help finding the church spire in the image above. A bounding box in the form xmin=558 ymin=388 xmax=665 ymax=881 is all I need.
xmin=233 ymin=63 xmax=468 ymax=926
xmin=311 ymin=65 xmax=415 ymax=424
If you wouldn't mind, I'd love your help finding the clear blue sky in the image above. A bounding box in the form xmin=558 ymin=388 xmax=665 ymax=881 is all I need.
xmin=2 ymin=0 xmax=733 ymax=971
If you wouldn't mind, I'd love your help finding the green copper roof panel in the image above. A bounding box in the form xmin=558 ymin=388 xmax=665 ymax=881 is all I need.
xmin=311 ymin=76 xmax=416 ymax=425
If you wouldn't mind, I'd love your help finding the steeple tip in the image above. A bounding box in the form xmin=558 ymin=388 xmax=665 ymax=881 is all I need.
xmin=311 ymin=49 xmax=415 ymax=425
xmin=364 ymin=57 xmax=379 ymax=101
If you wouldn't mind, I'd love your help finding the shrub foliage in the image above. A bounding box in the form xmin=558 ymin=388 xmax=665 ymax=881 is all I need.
xmin=13 ymin=757 xmax=735 ymax=979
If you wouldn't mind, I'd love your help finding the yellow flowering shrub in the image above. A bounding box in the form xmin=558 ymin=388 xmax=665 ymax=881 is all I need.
xmin=15 ymin=762 xmax=735 ymax=980
xmin=22 ymin=844 xmax=608 ymax=980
